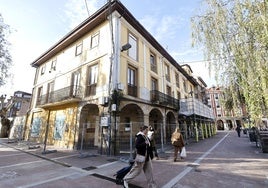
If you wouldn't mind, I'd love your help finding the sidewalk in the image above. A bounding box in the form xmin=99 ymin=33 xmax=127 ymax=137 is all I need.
xmin=1 ymin=131 xmax=268 ymax=188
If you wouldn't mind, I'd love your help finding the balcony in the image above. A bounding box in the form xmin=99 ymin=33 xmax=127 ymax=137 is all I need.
xmin=150 ymin=90 xmax=179 ymax=110
xmin=128 ymin=84 xmax=137 ymax=97
xmin=36 ymin=85 xmax=83 ymax=106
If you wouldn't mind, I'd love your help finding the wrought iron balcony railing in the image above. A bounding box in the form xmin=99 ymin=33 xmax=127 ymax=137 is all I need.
xmin=150 ymin=90 xmax=180 ymax=110
xmin=36 ymin=85 xmax=83 ymax=106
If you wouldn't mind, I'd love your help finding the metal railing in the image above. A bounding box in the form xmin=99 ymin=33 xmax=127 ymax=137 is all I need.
xmin=150 ymin=90 xmax=180 ymax=110
xmin=36 ymin=85 xmax=83 ymax=105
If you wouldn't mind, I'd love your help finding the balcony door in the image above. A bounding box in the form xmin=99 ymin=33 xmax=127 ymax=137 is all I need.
xmin=127 ymin=66 xmax=137 ymax=97
xmin=71 ymin=71 xmax=81 ymax=97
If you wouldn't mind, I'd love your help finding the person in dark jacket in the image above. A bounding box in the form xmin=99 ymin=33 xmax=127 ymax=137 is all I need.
xmin=123 ymin=125 xmax=157 ymax=188
xmin=236 ymin=125 xmax=242 ymax=137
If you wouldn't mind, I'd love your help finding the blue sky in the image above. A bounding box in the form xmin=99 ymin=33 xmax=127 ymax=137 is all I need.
xmin=0 ymin=0 xmax=215 ymax=96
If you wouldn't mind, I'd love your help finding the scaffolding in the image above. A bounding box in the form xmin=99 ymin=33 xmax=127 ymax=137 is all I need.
xmin=179 ymin=98 xmax=215 ymax=143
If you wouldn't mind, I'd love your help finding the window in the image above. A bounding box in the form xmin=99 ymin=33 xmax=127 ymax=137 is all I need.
xmin=40 ymin=65 xmax=46 ymax=75
xmin=166 ymin=85 xmax=171 ymax=96
xmin=151 ymin=77 xmax=158 ymax=91
xmin=50 ymin=59 xmax=56 ymax=72
xmin=91 ymin=32 xmax=99 ymax=48
xmin=71 ymin=71 xmax=81 ymax=97
xmin=127 ymin=66 xmax=137 ymax=97
xmin=86 ymin=64 xmax=98 ymax=96
xmin=151 ymin=77 xmax=158 ymax=101
xmin=125 ymin=117 xmax=131 ymax=131
xmin=36 ymin=86 xmax=43 ymax=104
xmin=165 ymin=63 xmax=170 ymax=82
xmin=14 ymin=101 xmax=22 ymax=110
xmin=128 ymin=33 xmax=137 ymax=60
xmin=75 ymin=42 xmax=83 ymax=56
xmin=47 ymin=81 xmax=54 ymax=103
xmin=175 ymin=73 xmax=180 ymax=88
xmin=183 ymin=79 xmax=187 ymax=93
xmin=177 ymin=91 xmax=181 ymax=100
xmin=150 ymin=53 xmax=157 ymax=73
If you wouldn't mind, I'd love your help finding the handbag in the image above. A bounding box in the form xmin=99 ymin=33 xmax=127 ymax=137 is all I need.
xmin=135 ymin=154 xmax=146 ymax=162
xmin=180 ymin=147 xmax=187 ymax=158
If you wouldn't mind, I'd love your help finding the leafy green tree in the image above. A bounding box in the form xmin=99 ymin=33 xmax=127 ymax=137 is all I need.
xmin=0 ymin=13 xmax=12 ymax=87
xmin=192 ymin=0 xmax=268 ymax=124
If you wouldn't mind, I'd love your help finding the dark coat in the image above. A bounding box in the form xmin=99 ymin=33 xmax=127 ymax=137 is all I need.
xmin=135 ymin=133 xmax=153 ymax=161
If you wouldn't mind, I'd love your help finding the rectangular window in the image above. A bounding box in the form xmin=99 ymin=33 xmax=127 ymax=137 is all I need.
xmin=150 ymin=53 xmax=157 ymax=73
xmin=166 ymin=85 xmax=171 ymax=96
xmin=40 ymin=65 xmax=46 ymax=75
xmin=91 ymin=32 xmax=99 ymax=48
xmin=151 ymin=77 xmax=158 ymax=91
xmin=177 ymin=91 xmax=181 ymax=100
xmin=127 ymin=66 xmax=137 ymax=97
xmin=183 ymin=79 xmax=187 ymax=93
xmin=50 ymin=59 xmax=57 ymax=72
xmin=165 ymin=63 xmax=170 ymax=82
xmin=47 ymin=81 xmax=54 ymax=103
xmin=175 ymin=73 xmax=180 ymax=88
xmin=71 ymin=71 xmax=81 ymax=97
xmin=151 ymin=77 xmax=158 ymax=101
xmin=128 ymin=33 xmax=137 ymax=61
xmin=75 ymin=42 xmax=83 ymax=56
xmin=36 ymin=86 xmax=43 ymax=105
xmin=14 ymin=101 xmax=22 ymax=110
xmin=86 ymin=64 xmax=98 ymax=96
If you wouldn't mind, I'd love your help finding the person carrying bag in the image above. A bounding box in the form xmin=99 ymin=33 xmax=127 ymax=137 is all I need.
xmin=123 ymin=126 xmax=157 ymax=188
xmin=171 ymin=128 xmax=185 ymax=162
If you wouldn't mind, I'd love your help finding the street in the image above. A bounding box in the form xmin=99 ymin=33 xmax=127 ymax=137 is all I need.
xmin=0 ymin=131 xmax=268 ymax=188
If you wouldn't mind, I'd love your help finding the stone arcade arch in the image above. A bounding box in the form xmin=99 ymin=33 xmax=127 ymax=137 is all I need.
xmin=166 ymin=111 xmax=176 ymax=142
xmin=78 ymin=104 xmax=100 ymax=150
xmin=118 ymin=103 xmax=144 ymax=153
xmin=149 ymin=108 xmax=163 ymax=145
xmin=217 ymin=119 xmax=224 ymax=130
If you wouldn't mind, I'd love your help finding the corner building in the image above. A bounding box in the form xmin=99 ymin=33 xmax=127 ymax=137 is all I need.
xmin=25 ymin=1 xmax=205 ymax=155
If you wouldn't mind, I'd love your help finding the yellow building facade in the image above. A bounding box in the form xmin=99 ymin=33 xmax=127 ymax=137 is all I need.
xmin=25 ymin=1 xmax=199 ymax=154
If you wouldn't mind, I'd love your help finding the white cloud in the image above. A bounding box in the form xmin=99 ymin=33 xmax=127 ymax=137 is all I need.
xmin=62 ymin=0 xmax=106 ymax=30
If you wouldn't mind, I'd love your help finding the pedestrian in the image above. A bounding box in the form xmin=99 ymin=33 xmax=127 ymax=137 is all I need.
xmin=235 ymin=125 xmax=241 ymax=137
xmin=148 ymin=126 xmax=159 ymax=160
xmin=171 ymin=128 xmax=185 ymax=162
xmin=123 ymin=125 xmax=157 ymax=188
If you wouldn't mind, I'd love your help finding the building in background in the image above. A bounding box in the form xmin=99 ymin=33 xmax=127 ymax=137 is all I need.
xmin=206 ymin=86 xmax=247 ymax=130
xmin=0 ymin=91 xmax=31 ymax=139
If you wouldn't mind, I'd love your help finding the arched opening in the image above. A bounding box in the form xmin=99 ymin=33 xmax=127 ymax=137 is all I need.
xmin=149 ymin=109 xmax=163 ymax=145
xmin=217 ymin=119 xmax=224 ymax=130
xmin=78 ymin=104 xmax=99 ymax=150
xmin=166 ymin=111 xmax=176 ymax=143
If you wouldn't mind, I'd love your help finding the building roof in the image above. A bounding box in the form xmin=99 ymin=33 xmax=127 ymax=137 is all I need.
xmin=30 ymin=0 xmax=197 ymax=85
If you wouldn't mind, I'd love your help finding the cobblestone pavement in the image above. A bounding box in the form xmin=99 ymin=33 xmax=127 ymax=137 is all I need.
xmin=0 ymin=131 xmax=268 ymax=188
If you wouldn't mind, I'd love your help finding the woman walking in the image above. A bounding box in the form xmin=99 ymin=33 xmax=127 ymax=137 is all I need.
xmin=171 ymin=128 xmax=185 ymax=162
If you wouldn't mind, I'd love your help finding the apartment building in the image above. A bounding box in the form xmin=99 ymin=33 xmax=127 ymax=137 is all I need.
xmin=24 ymin=0 xmax=212 ymax=154
xmin=206 ymin=86 xmax=247 ymax=130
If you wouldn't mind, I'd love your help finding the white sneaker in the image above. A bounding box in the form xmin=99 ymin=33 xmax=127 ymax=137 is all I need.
xmin=123 ymin=180 xmax=129 ymax=188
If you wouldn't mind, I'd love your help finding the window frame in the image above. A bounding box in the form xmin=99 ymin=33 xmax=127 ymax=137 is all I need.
xmin=91 ymin=32 xmax=100 ymax=49
xmin=86 ymin=64 xmax=99 ymax=96
xmin=128 ymin=32 xmax=138 ymax=61
xmin=75 ymin=42 xmax=83 ymax=56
